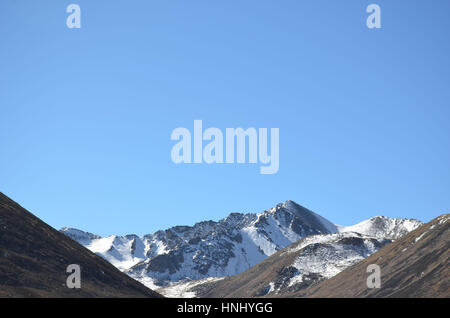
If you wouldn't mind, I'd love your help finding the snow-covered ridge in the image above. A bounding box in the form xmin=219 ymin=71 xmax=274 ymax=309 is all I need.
xmin=284 ymin=231 xmax=375 ymax=255
xmin=337 ymin=216 xmax=423 ymax=239
xmin=60 ymin=201 xmax=423 ymax=289
xmin=266 ymin=231 xmax=393 ymax=295
xmin=60 ymin=227 xmax=101 ymax=242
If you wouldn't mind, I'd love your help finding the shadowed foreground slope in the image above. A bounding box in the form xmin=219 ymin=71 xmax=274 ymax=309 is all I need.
xmin=0 ymin=192 xmax=162 ymax=298
xmin=296 ymin=214 xmax=450 ymax=298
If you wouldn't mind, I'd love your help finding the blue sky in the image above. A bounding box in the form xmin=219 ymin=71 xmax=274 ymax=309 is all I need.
xmin=1 ymin=0 xmax=449 ymax=236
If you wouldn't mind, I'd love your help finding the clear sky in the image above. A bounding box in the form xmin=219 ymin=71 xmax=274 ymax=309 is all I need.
xmin=1 ymin=0 xmax=449 ymax=236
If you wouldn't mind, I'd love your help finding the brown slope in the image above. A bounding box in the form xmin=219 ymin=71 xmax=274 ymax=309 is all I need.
xmin=294 ymin=214 xmax=450 ymax=298
xmin=0 ymin=192 xmax=163 ymax=298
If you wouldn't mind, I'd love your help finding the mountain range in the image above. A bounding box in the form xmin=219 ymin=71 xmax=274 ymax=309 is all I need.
xmin=2 ymin=191 xmax=446 ymax=298
xmin=161 ymin=213 xmax=449 ymax=298
xmin=60 ymin=200 xmax=423 ymax=296
xmin=156 ymin=214 xmax=449 ymax=298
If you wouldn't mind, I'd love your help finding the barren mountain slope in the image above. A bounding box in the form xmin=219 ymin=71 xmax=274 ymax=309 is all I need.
xmin=0 ymin=192 xmax=162 ymax=298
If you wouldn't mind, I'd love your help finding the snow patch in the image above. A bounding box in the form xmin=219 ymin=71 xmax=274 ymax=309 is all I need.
xmin=157 ymin=277 xmax=225 ymax=298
